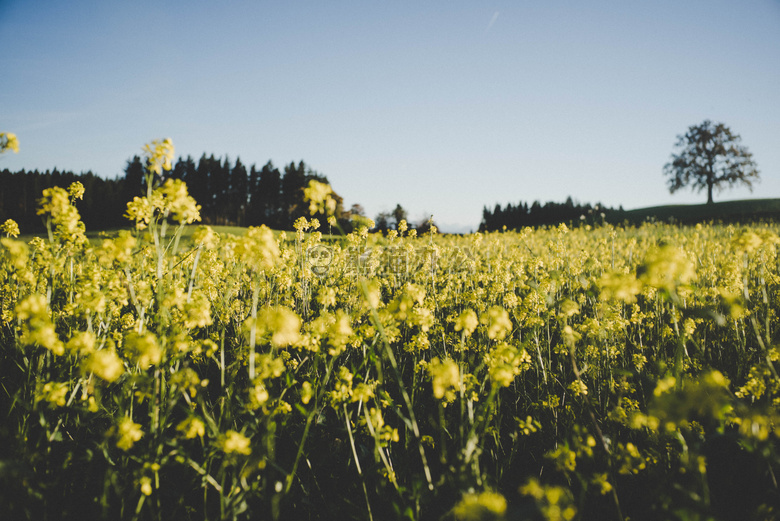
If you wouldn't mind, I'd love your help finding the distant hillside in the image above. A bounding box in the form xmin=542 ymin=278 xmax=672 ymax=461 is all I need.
xmin=610 ymin=199 xmax=780 ymax=225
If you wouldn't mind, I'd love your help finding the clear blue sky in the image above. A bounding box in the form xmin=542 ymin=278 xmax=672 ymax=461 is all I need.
xmin=2 ymin=0 xmax=779 ymax=232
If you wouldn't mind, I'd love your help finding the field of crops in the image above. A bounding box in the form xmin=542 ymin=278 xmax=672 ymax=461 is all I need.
xmin=2 ymin=171 xmax=780 ymax=520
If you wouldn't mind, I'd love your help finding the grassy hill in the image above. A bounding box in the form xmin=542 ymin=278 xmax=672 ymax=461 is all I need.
xmin=610 ymin=198 xmax=780 ymax=225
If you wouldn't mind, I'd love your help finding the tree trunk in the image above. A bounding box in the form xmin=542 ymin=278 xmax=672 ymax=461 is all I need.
xmin=706 ymin=163 xmax=715 ymax=204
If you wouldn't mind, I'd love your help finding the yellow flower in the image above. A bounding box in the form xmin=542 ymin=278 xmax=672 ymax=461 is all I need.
xmin=303 ymin=179 xmax=337 ymax=216
xmin=36 ymin=186 xmax=87 ymax=246
xmin=598 ymin=271 xmax=642 ymax=303
xmin=139 ymin=476 xmax=153 ymax=496
xmin=176 ymin=417 xmax=205 ymax=440
xmin=68 ymin=181 xmax=85 ymax=201
xmin=157 ymin=178 xmax=201 ymax=224
xmin=15 ymin=294 xmax=65 ymax=355
xmin=220 ymin=430 xmax=251 ymax=455
xmin=183 ymin=291 xmax=212 ymax=328
xmin=519 ymin=478 xmax=577 ymax=521
xmin=37 ymin=381 xmax=69 ymax=408
xmin=1 ymin=237 xmax=28 ymax=271
xmin=124 ymin=331 xmax=163 ymax=369
xmin=85 ymin=349 xmax=124 ymax=382
xmin=66 ymin=331 xmax=96 ymax=354
xmin=1 ymin=219 xmax=20 ymax=237
xmin=481 ymin=306 xmax=512 ymax=340
xmin=569 ymin=379 xmax=588 ymax=396
xmin=352 ymin=382 xmax=376 ymax=403
xmin=301 ymin=381 xmax=314 ymax=404
xmin=0 ymin=132 xmax=19 ymax=153
xmin=653 ymin=376 xmax=676 ymax=397
xmin=453 ymin=491 xmax=507 ymax=520
xmin=235 ymin=225 xmax=280 ymax=271
xmin=638 ymin=245 xmax=695 ymax=293
xmin=116 ymin=417 xmax=144 ymax=450
xmin=558 ymin=299 xmax=579 ymax=317
xmin=455 ymin=309 xmax=478 ymax=337
xmin=248 ymin=381 xmax=270 ymax=409
xmin=246 ymin=306 xmax=301 ymax=347
xmin=327 ymin=310 xmax=353 ymax=355
xmin=561 ymin=325 xmax=581 ymax=348
xmin=142 ymin=138 xmax=174 ymax=176
xmin=486 ymin=343 xmax=531 ymax=387
xmin=125 ymin=196 xmax=153 ymax=230
xmin=192 ymin=225 xmax=219 ymax=249
xmin=428 ymin=357 xmax=459 ymax=402
xmin=170 ymin=367 xmax=202 ymax=397
xmin=328 ymin=366 xmax=354 ymax=405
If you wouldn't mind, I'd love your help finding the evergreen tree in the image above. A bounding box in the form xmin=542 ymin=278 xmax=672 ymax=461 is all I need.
xmin=250 ymin=161 xmax=282 ymax=227
xmin=229 ymin=157 xmax=248 ymax=226
xmin=392 ymin=204 xmax=408 ymax=229
xmin=281 ymin=161 xmax=308 ymax=228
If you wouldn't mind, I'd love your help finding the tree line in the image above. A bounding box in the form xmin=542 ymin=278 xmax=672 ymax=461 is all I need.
xmin=0 ymin=155 xmax=358 ymax=234
xmin=479 ymin=197 xmax=623 ymax=232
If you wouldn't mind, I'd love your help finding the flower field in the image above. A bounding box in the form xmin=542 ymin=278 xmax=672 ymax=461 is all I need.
xmin=2 ymin=159 xmax=780 ymax=520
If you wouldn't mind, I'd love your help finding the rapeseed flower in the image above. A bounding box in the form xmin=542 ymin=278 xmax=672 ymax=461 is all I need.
xmin=638 ymin=244 xmax=695 ymax=293
xmin=142 ymin=138 xmax=174 ymax=176
xmin=68 ymin=181 xmax=85 ymax=200
xmin=37 ymin=185 xmax=87 ymax=246
xmin=0 ymin=132 xmax=19 ymax=153
xmin=36 ymin=381 xmax=69 ymax=408
xmin=125 ymin=196 xmax=153 ymax=230
xmin=453 ymin=491 xmax=507 ymax=521
xmin=300 ymin=381 xmax=314 ymax=404
xmin=1 ymin=237 xmax=28 ymax=269
xmin=220 ymin=430 xmax=251 ymax=455
xmin=1 ymin=219 xmax=20 ymax=237
xmin=487 ymin=343 xmax=531 ymax=387
xmin=303 ymin=179 xmax=337 ymax=216
xmin=428 ymin=357 xmax=459 ymax=402
xmin=116 ymin=417 xmax=144 ymax=450
xmin=454 ymin=309 xmax=478 ymax=337
xmin=157 ymin=178 xmax=201 ymax=224
xmin=236 ymin=225 xmax=280 ymax=271
xmin=176 ymin=417 xmax=205 ymax=440
xmin=246 ymin=306 xmax=302 ymax=347
xmin=85 ymin=349 xmax=124 ymax=382
xmin=481 ymin=306 xmax=512 ymax=340
xmin=66 ymin=331 xmax=96 ymax=354
xmin=183 ymin=291 xmax=212 ymax=328
xmin=519 ymin=478 xmax=576 ymax=521
xmin=16 ymin=294 xmax=65 ymax=355
xmin=124 ymin=331 xmax=163 ymax=369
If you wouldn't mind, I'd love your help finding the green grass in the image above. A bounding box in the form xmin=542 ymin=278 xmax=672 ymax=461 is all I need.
xmin=612 ymin=198 xmax=780 ymax=225
xmin=18 ymin=224 xmax=343 ymax=247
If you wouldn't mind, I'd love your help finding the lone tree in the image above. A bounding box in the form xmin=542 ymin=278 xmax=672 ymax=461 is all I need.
xmin=664 ymin=120 xmax=759 ymax=204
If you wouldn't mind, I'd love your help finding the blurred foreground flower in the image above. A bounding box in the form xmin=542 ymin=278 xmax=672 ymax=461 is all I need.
xmin=0 ymin=132 xmax=19 ymax=153
xmin=115 ymin=417 xmax=144 ymax=450
xmin=303 ymin=179 xmax=337 ymax=216
xmin=453 ymin=490 xmax=507 ymax=521
xmin=176 ymin=417 xmax=206 ymax=440
xmin=429 ymin=357 xmax=459 ymax=402
xmin=220 ymin=430 xmax=251 ymax=455
xmin=143 ymin=138 xmax=174 ymax=175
